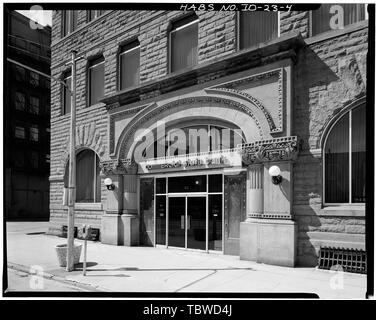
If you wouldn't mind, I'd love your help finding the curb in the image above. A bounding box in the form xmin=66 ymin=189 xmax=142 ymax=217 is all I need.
xmin=7 ymin=262 xmax=108 ymax=292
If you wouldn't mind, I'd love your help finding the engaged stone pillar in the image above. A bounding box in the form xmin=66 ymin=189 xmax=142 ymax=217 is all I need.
xmin=121 ymin=174 xmax=139 ymax=246
xmin=247 ymin=164 xmax=263 ymax=219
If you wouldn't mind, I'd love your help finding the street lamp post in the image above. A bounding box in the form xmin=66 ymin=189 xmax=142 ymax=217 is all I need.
xmin=66 ymin=50 xmax=77 ymax=272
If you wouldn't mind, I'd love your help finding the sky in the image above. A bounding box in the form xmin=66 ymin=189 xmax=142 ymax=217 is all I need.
xmin=16 ymin=8 xmax=52 ymax=26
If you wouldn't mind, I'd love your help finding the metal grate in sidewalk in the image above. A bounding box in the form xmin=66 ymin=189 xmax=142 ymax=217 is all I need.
xmin=318 ymin=246 xmax=367 ymax=274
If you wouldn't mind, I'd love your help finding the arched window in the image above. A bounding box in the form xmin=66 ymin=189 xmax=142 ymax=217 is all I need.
xmin=324 ymin=104 xmax=365 ymax=204
xmin=64 ymin=149 xmax=101 ymax=203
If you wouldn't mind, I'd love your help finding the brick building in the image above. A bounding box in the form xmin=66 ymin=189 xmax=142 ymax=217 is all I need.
xmin=5 ymin=10 xmax=51 ymax=220
xmin=49 ymin=6 xmax=368 ymax=267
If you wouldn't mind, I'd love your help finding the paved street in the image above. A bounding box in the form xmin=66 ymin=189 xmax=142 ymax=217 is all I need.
xmin=5 ymin=222 xmax=367 ymax=298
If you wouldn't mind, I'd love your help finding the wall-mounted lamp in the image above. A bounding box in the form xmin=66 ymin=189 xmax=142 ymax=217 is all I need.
xmin=268 ymin=165 xmax=282 ymax=185
xmin=104 ymin=178 xmax=115 ymax=190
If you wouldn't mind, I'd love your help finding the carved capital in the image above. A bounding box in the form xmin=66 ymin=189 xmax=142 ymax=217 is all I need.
xmin=99 ymin=158 xmax=138 ymax=175
xmin=241 ymin=136 xmax=299 ymax=165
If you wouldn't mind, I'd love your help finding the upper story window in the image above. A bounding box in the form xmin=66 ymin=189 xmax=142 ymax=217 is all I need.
xmin=119 ymin=41 xmax=140 ymax=90
xmin=311 ymin=4 xmax=367 ymax=37
xmin=87 ymin=10 xmax=107 ymax=22
xmin=62 ymin=10 xmax=78 ymax=37
xmin=30 ymin=96 xmax=40 ymax=115
xmin=15 ymin=92 xmax=26 ymax=111
xmin=30 ymin=151 xmax=39 ymax=169
xmin=30 ymin=71 xmax=40 ymax=86
xmin=324 ymin=104 xmax=365 ymax=204
xmin=15 ymin=65 xmax=26 ymax=82
xmin=62 ymin=70 xmax=71 ymax=115
xmin=30 ymin=125 xmax=39 ymax=142
xmin=88 ymin=56 xmax=105 ymax=106
xmin=15 ymin=125 xmax=25 ymax=139
xmin=169 ymin=14 xmax=198 ymax=73
xmin=239 ymin=11 xmax=279 ymax=49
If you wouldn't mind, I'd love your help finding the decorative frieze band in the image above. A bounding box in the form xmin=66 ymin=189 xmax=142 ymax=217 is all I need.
xmin=240 ymin=136 xmax=299 ymax=164
xmin=249 ymin=213 xmax=293 ymax=220
xmin=99 ymin=159 xmax=137 ymax=175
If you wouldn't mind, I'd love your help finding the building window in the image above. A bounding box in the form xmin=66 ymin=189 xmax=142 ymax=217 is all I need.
xmin=169 ymin=14 xmax=198 ymax=73
xmin=30 ymin=96 xmax=40 ymax=115
xmin=119 ymin=41 xmax=140 ymax=90
xmin=87 ymin=10 xmax=106 ymax=21
xmin=88 ymin=56 xmax=105 ymax=106
xmin=62 ymin=10 xmax=78 ymax=37
xmin=46 ymin=154 xmax=50 ymax=163
xmin=15 ymin=65 xmax=26 ymax=82
xmin=76 ymin=149 xmax=101 ymax=203
xmin=62 ymin=70 xmax=72 ymax=114
xmin=30 ymin=71 xmax=40 ymax=86
xmin=30 ymin=125 xmax=39 ymax=142
xmin=324 ymin=104 xmax=365 ymax=204
xmin=30 ymin=151 xmax=39 ymax=168
xmin=311 ymin=4 xmax=366 ymax=37
xmin=14 ymin=149 xmax=25 ymax=167
xmin=239 ymin=11 xmax=279 ymax=50
xmin=15 ymin=126 xmax=25 ymax=139
xmin=15 ymin=92 xmax=26 ymax=111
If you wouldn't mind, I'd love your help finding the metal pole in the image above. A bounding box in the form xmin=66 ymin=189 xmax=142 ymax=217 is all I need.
xmin=66 ymin=50 xmax=77 ymax=272
xmin=83 ymin=238 xmax=87 ymax=276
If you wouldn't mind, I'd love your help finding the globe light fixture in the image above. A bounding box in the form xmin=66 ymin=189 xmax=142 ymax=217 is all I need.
xmin=104 ymin=177 xmax=115 ymax=190
xmin=268 ymin=165 xmax=282 ymax=185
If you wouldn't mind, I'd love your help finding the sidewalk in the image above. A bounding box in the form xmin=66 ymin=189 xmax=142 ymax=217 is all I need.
xmin=6 ymin=222 xmax=367 ymax=298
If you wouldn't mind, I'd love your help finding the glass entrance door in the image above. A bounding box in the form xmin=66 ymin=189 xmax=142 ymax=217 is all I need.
xmin=168 ymin=197 xmax=185 ymax=248
xmin=168 ymin=196 xmax=207 ymax=250
xmin=187 ymin=197 xmax=206 ymax=250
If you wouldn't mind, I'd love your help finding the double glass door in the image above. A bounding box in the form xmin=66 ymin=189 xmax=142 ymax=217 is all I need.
xmin=168 ymin=196 xmax=207 ymax=250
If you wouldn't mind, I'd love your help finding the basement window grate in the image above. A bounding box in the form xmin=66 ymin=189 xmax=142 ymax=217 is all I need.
xmin=318 ymin=246 xmax=367 ymax=274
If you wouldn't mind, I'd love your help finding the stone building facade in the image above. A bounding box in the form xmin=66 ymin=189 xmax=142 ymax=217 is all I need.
xmin=49 ymin=7 xmax=368 ymax=267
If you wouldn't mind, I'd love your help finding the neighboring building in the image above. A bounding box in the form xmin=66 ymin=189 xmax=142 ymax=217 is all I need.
xmin=5 ymin=10 xmax=51 ymax=220
xmin=49 ymin=6 xmax=368 ymax=267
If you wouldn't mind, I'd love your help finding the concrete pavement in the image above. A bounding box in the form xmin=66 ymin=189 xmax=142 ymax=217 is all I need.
xmin=5 ymin=222 xmax=367 ymax=298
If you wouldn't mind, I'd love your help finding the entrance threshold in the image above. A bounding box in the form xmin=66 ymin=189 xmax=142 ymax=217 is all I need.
xmin=155 ymin=244 xmax=223 ymax=255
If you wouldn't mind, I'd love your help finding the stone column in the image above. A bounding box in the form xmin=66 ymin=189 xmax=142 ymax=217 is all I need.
xmin=121 ymin=174 xmax=139 ymax=246
xmin=101 ymin=174 xmax=123 ymax=245
xmin=247 ymin=164 xmax=263 ymax=219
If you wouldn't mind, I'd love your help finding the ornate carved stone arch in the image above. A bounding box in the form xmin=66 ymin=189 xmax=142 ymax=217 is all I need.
xmin=115 ymin=95 xmax=271 ymax=161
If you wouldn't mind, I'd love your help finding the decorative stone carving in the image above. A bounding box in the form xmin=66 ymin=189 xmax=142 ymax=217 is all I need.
xmin=99 ymin=159 xmax=138 ymax=175
xmin=57 ymin=122 xmax=106 ymax=175
xmin=116 ymin=96 xmax=264 ymax=159
xmin=210 ymin=68 xmax=284 ymax=133
xmin=241 ymin=136 xmax=299 ymax=164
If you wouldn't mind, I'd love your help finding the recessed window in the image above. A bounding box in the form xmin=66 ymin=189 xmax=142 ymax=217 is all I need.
xmin=62 ymin=70 xmax=71 ymax=114
xmin=30 ymin=125 xmax=39 ymax=142
xmin=30 ymin=96 xmax=40 ymax=115
xmin=87 ymin=10 xmax=107 ymax=22
xmin=15 ymin=92 xmax=26 ymax=111
xmin=88 ymin=56 xmax=105 ymax=106
xmin=30 ymin=71 xmax=40 ymax=86
xmin=311 ymin=4 xmax=367 ymax=37
xmin=239 ymin=11 xmax=279 ymax=49
xmin=15 ymin=65 xmax=25 ymax=82
xmin=324 ymin=105 xmax=365 ymax=204
xmin=30 ymin=151 xmax=39 ymax=168
xmin=62 ymin=10 xmax=78 ymax=37
xmin=169 ymin=14 xmax=198 ymax=73
xmin=119 ymin=41 xmax=140 ymax=90
xmin=15 ymin=126 xmax=25 ymax=139
xmin=76 ymin=149 xmax=101 ymax=203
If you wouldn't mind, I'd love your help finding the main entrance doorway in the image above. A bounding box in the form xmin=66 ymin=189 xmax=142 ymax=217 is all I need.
xmin=140 ymin=171 xmax=246 ymax=254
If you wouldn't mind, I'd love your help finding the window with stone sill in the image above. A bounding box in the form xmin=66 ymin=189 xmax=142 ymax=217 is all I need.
xmin=88 ymin=56 xmax=105 ymax=106
xmin=61 ymin=70 xmax=71 ymax=115
xmin=62 ymin=10 xmax=78 ymax=37
xmin=324 ymin=104 xmax=365 ymax=204
xmin=119 ymin=40 xmax=140 ymax=90
xmin=310 ymin=4 xmax=367 ymax=37
xmin=169 ymin=14 xmax=198 ymax=73
xmin=64 ymin=149 xmax=101 ymax=203
xmin=238 ymin=11 xmax=279 ymax=50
